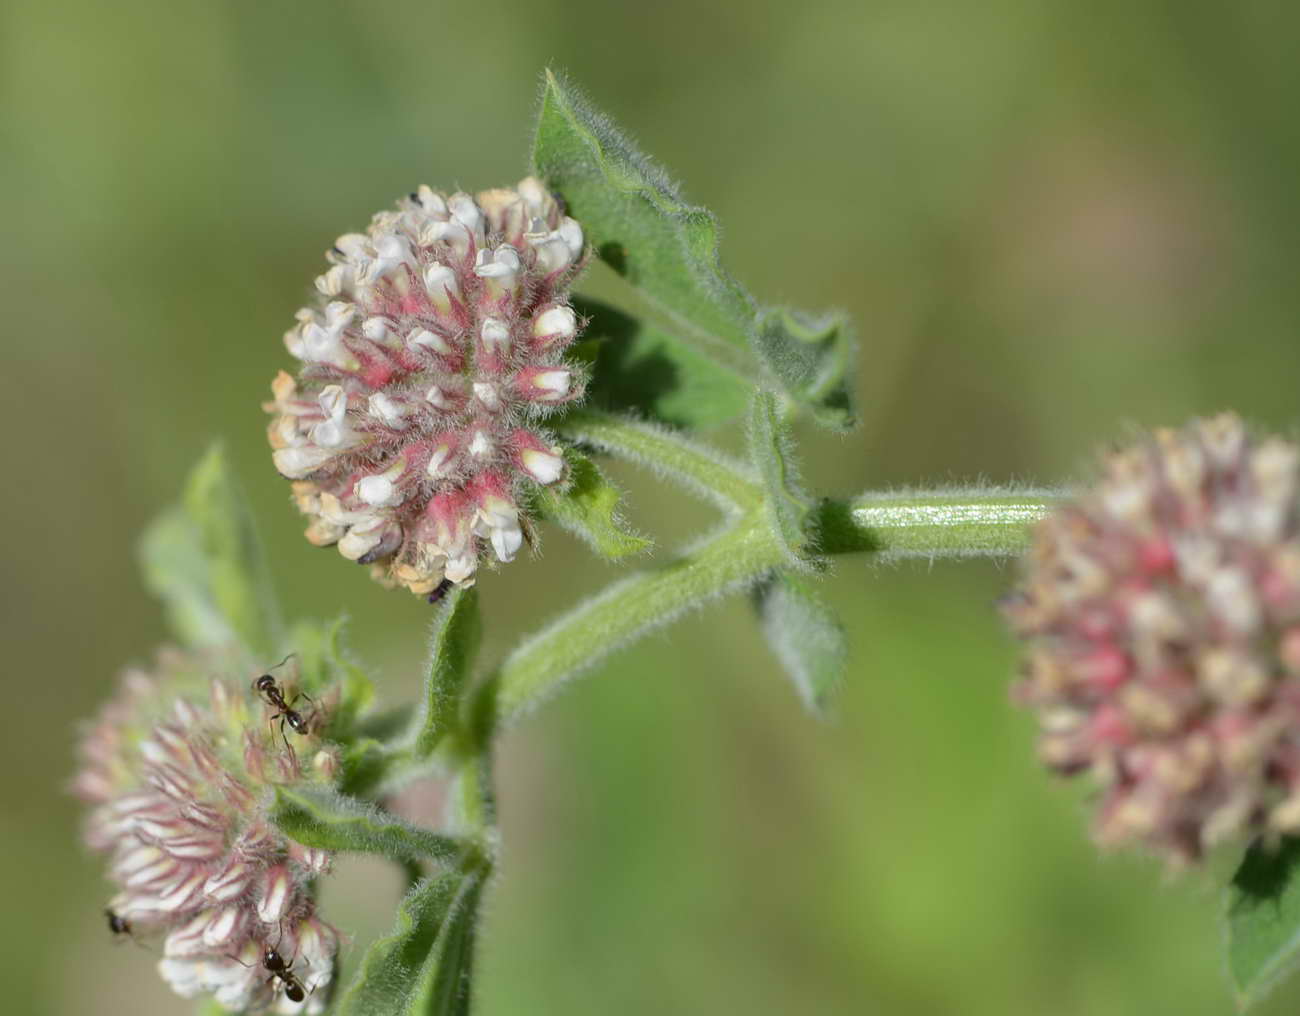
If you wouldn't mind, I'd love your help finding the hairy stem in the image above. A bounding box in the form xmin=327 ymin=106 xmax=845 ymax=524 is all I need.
xmin=812 ymin=489 xmax=1061 ymax=558
xmin=553 ymin=410 xmax=761 ymax=511
xmin=471 ymin=510 xmax=785 ymax=738
xmin=468 ymin=486 xmax=1059 ymax=739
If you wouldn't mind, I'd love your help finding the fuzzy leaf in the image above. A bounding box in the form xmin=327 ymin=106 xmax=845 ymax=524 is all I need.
xmin=748 ymin=390 xmax=812 ymax=559
xmin=755 ymin=308 xmax=855 ymax=431
xmin=1227 ymin=837 xmax=1300 ymax=1007
xmin=336 ymin=737 xmax=397 ymax=798
xmin=287 ymin=616 xmax=374 ymax=735
xmin=140 ymin=445 xmax=283 ymax=657
xmin=531 ymin=446 xmax=652 ymax=560
xmin=573 ymin=295 xmax=752 ymax=430
xmin=753 ymin=571 xmax=847 ymax=715
xmin=533 ymin=70 xmax=854 ymax=429
xmin=334 ymin=859 xmax=489 ymax=1016
xmin=413 ymin=587 xmax=482 ymax=759
xmin=271 ymin=785 xmax=463 ymax=865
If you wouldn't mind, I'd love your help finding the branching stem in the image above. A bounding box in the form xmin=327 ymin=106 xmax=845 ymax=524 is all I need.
xmin=464 ymin=414 xmax=1063 ymax=743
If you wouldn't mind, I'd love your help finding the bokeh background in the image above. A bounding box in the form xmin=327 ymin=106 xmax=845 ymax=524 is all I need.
xmin=5 ymin=1 xmax=1300 ymax=1013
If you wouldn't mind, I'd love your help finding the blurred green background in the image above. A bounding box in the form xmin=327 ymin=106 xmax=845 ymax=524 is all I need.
xmin=5 ymin=1 xmax=1300 ymax=1013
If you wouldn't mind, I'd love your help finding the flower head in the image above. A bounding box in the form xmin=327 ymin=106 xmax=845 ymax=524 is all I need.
xmin=1004 ymin=414 xmax=1300 ymax=864
xmin=75 ymin=649 xmax=341 ymax=1012
xmin=268 ymin=178 xmax=586 ymax=595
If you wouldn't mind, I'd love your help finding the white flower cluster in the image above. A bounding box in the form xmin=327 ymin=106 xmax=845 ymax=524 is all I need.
xmin=76 ymin=651 xmax=341 ymax=1012
xmin=268 ymin=178 xmax=586 ymax=596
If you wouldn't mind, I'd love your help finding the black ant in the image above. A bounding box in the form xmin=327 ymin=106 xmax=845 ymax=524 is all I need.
xmin=230 ymin=938 xmax=313 ymax=1006
xmin=105 ymin=907 xmax=156 ymax=952
xmin=261 ymin=942 xmax=311 ymax=1004
xmin=251 ymin=654 xmax=313 ymax=753
xmin=427 ymin=577 xmax=453 ymax=604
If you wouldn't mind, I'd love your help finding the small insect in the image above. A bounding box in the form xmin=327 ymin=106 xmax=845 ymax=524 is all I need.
xmin=427 ymin=577 xmax=454 ymax=605
xmin=251 ymin=655 xmax=313 ymax=752
xmin=105 ymin=908 xmax=131 ymax=937
xmin=262 ymin=943 xmax=311 ymax=1004
xmin=231 ymin=939 xmax=314 ymax=1006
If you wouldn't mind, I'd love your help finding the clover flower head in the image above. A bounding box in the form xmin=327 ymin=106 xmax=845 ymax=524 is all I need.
xmin=1004 ymin=415 xmax=1300 ymax=864
xmin=74 ymin=649 xmax=341 ymax=1012
xmin=267 ymin=178 xmax=587 ymax=596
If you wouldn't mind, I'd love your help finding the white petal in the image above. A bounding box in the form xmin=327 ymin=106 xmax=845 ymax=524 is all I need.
xmin=522 ymin=448 xmax=564 ymax=484
xmin=426 ymin=444 xmax=454 ymax=478
xmin=533 ymin=305 xmax=577 ymax=341
xmin=368 ymin=393 xmax=408 ymax=428
xmin=490 ymin=521 xmax=523 ymax=562
xmin=530 ymin=369 xmax=571 ymax=400
xmin=423 ymin=261 xmax=461 ymax=303
xmin=468 ymin=430 xmax=493 ymax=457
xmin=448 ymin=192 xmax=484 ymax=238
xmin=407 ymin=327 xmax=452 ymax=355
xmin=472 ymin=382 xmax=502 ymax=412
xmin=480 ymin=317 xmax=510 ymax=354
xmin=559 ymin=217 xmax=584 ymax=256
xmin=357 ymin=474 xmax=400 ymax=507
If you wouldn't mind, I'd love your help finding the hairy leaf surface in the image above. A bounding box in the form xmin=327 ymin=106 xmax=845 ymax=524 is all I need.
xmin=534 ymin=71 xmax=853 ymax=429
xmin=753 ymin=571 xmax=847 ymax=715
xmin=271 ymin=786 xmax=463 ymax=864
xmin=140 ymin=445 xmax=283 ymax=656
xmin=1228 ymin=837 xmax=1300 ymax=1007
xmin=333 ymin=859 xmax=489 ymax=1016
xmin=531 ymin=445 xmax=652 ymax=560
xmin=413 ymin=587 xmax=482 ymax=759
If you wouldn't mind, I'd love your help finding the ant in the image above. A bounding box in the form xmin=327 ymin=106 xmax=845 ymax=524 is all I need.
xmin=427 ymin=577 xmax=453 ymax=604
xmin=105 ymin=907 xmax=155 ymax=952
xmin=251 ymin=654 xmax=313 ymax=753
xmin=230 ymin=937 xmax=313 ymax=1006
xmin=261 ymin=942 xmax=311 ymax=1005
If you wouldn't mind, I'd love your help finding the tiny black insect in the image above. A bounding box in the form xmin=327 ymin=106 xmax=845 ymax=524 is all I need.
xmin=251 ymin=655 xmax=313 ymax=752
xmin=230 ymin=939 xmax=314 ymax=1006
xmin=427 ymin=577 xmax=454 ymax=605
xmin=261 ymin=944 xmax=310 ymax=1004
xmin=106 ymin=908 xmax=131 ymax=937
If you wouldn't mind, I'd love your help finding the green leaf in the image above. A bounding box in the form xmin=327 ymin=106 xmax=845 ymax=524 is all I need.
xmin=533 ymin=70 xmax=854 ymax=429
xmin=412 ymin=587 xmax=482 ymax=760
xmin=748 ymin=390 xmax=813 ymax=560
xmin=573 ymin=295 xmax=752 ymax=431
xmin=336 ymin=737 xmax=396 ymax=798
xmin=755 ymin=308 xmax=855 ymax=431
xmin=139 ymin=445 xmax=283 ymax=656
xmin=287 ymin=616 xmax=375 ymax=735
xmin=530 ymin=446 xmax=652 ymax=560
xmin=753 ymin=571 xmax=847 ymax=716
xmin=334 ymin=859 xmax=489 ymax=1016
xmin=271 ymin=785 xmax=463 ymax=865
xmin=1227 ymin=837 xmax=1300 ymax=1007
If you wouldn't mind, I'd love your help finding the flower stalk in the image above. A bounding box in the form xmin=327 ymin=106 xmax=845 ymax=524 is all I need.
xmin=462 ymin=410 xmax=1061 ymax=742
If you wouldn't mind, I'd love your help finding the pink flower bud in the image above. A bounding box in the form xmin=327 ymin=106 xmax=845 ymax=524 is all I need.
xmin=1006 ymin=415 xmax=1300 ymax=865
xmin=267 ymin=178 xmax=587 ymax=594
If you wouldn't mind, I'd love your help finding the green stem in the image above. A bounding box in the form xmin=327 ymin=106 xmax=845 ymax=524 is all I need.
xmin=471 ymin=509 xmax=786 ymax=736
xmin=812 ymin=489 xmax=1061 ymax=558
xmin=553 ymin=409 xmax=761 ymax=511
xmin=469 ymin=486 xmax=1059 ymax=738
